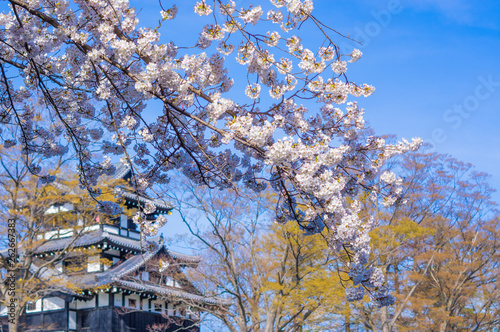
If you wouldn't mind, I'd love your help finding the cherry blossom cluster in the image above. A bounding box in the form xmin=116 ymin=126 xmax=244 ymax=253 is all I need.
xmin=133 ymin=212 xmax=168 ymax=237
xmin=98 ymin=200 xmax=123 ymax=215
xmin=143 ymin=201 xmax=157 ymax=214
xmin=158 ymin=259 xmax=169 ymax=272
xmin=0 ymin=0 xmax=422 ymax=305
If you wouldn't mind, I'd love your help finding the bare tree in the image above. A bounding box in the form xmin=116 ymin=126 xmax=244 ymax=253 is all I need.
xmin=165 ymin=178 xmax=349 ymax=332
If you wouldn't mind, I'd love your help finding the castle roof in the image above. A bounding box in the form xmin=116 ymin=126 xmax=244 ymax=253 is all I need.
xmin=115 ymin=280 xmax=229 ymax=306
xmin=34 ymin=228 xmax=201 ymax=265
xmin=110 ymin=162 xmax=173 ymax=212
xmin=111 ymin=162 xmax=133 ymax=180
xmin=29 ymin=243 xmax=228 ymax=307
xmin=119 ymin=189 xmax=173 ymax=212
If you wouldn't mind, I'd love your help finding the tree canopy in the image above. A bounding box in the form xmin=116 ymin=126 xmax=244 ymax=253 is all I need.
xmin=345 ymin=151 xmax=500 ymax=331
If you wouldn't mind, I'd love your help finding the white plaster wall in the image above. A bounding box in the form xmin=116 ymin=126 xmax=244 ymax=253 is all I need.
xmin=114 ymin=292 xmax=123 ymax=307
xmin=44 ymin=230 xmax=58 ymax=240
xmin=43 ymin=297 xmax=65 ymax=311
xmin=129 ymin=232 xmax=141 ymax=239
xmin=76 ymin=297 xmax=95 ymax=309
xmin=98 ymin=293 xmax=109 ymax=307
xmin=167 ymin=303 xmax=174 ymax=316
xmin=103 ymin=225 xmax=119 ymax=234
xmin=68 ymin=310 xmax=77 ymax=330
xmin=59 ymin=229 xmax=74 ymax=238
xmin=120 ymin=214 xmax=128 ymax=228
xmin=83 ymin=225 xmax=99 ymax=232
xmin=87 ymin=255 xmax=100 ymax=272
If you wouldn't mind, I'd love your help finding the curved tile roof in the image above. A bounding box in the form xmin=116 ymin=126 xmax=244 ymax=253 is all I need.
xmin=120 ymin=190 xmax=173 ymax=211
xmin=34 ymin=229 xmax=201 ymax=265
xmin=98 ymin=248 xmax=160 ymax=283
xmin=35 ymin=229 xmax=106 ymax=253
xmin=166 ymin=250 xmax=201 ymax=264
xmin=30 ymin=245 xmax=225 ymax=307
xmin=35 ymin=229 xmax=142 ymax=253
xmin=112 ymin=162 xmax=132 ymax=180
xmin=116 ymin=280 xmax=230 ymax=306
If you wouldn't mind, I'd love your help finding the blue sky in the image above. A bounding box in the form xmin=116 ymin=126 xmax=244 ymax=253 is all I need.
xmin=63 ymin=0 xmax=499 ymax=206
xmin=153 ymin=0 xmax=500 ymax=201
xmin=313 ymin=0 xmax=500 ymax=201
xmin=151 ymin=0 xmax=500 ymax=246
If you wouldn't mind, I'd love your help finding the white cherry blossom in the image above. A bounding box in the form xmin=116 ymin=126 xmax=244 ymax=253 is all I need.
xmin=0 ymin=0 xmax=422 ymax=306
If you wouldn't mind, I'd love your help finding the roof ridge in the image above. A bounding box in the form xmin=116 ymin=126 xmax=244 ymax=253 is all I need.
xmin=165 ymin=248 xmax=201 ymax=263
xmin=116 ymin=279 xmax=230 ymax=306
xmin=100 ymin=245 xmax=162 ymax=281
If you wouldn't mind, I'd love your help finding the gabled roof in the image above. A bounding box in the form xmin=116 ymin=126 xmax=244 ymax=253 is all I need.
xmin=112 ymin=162 xmax=132 ymax=180
xmin=30 ymin=244 xmax=227 ymax=307
xmin=97 ymin=245 xmax=162 ymax=283
xmin=47 ymin=245 xmax=162 ymax=289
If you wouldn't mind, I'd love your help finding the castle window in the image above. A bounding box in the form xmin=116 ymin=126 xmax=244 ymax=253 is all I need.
xmin=87 ymin=255 xmax=100 ymax=272
xmin=64 ymin=258 xmax=82 ymax=274
xmin=26 ymin=301 xmax=36 ymax=311
xmin=120 ymin=214 xmax=128 ymax=228
xmin=154 ymin=303 xmax=162 ymax=312
xmin=128 ymin=299 xmax=137 ymax=308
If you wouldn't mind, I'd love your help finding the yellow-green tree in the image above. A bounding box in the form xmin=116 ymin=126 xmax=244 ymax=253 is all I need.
xmin=349 ymin=152 xmax=500 ymax=332
xmin=169 ymin=181 xmax=349 ymax=332
xmin=0 ymin=148 xmax=125 ymax=331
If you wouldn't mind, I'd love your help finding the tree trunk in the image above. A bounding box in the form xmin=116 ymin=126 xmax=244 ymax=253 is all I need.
xmin=8 ymin=317 xmax=20 ymax=332
xmin=5 ymin=274 xmax=20 ymax=332
xmin=380 ymin=305 xmax=390 ymax=332
xmin=344 ymin=306 xmax=351 ymax=332
xmin=6 ymin=300 xmax=20 ymax=332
